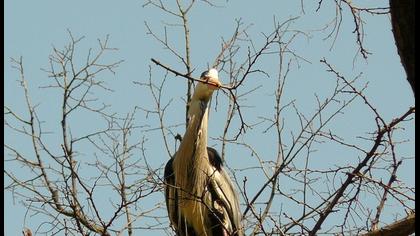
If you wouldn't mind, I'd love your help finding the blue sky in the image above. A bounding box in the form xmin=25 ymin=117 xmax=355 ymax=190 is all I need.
xmin=5 ymin=0 xmax=414 ymax=235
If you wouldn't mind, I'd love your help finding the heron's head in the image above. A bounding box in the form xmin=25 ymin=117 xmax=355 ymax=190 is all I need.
xmin=193 ymin=68 xmax=221 ymax=101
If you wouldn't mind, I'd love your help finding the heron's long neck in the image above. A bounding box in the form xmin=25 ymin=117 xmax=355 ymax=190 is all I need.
xmin=174 ymin=97 xmax=210 ymax=193
xmin=186 ymin=99 xmax=209 ymax=152
xmin=172 ymin=95 xmax=215 ymax=235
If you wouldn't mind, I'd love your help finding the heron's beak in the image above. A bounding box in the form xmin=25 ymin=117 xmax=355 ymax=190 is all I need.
xmin=206 ymin=77 xmax=222 ymax=90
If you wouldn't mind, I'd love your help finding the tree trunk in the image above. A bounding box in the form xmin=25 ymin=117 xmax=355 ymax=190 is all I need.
xmin=389 ymin=0 xmax=415 ymax=96
xmin=361 ymin=213 xmax=415 ymax=236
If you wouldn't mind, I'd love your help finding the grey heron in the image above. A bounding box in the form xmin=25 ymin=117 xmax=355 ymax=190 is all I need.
xmin=164 ymin=68 xmax=243 ymax=236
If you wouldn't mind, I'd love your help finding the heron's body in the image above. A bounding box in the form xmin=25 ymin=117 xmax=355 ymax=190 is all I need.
xmin=164 ymin=69 xmax=243 ymax=236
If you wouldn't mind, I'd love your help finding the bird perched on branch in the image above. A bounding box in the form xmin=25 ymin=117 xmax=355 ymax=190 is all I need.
xmin=164 ymin=68 xmax=243 ymax=236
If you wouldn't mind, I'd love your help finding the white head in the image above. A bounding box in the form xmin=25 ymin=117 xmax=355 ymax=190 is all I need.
xmin=204 ymin=68 xmax=219 ymax=80
xmin=193 ymin=68 xmax=221 ymax=101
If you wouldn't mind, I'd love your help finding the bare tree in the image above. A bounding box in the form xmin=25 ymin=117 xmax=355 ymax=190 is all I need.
xmin=5 ymin=32 xmax=164 ymax=235
xmin=5 ymin=1 xmax=414 ymax=235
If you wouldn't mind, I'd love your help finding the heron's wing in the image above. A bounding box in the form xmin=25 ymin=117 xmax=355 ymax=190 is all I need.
xmin=164 ymin=158 xmax=177 ymax=227
xmin=164 ymin=158 xmax=198 ymax=236
xmin=207 ymin=148 xmax=244 ymax=236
